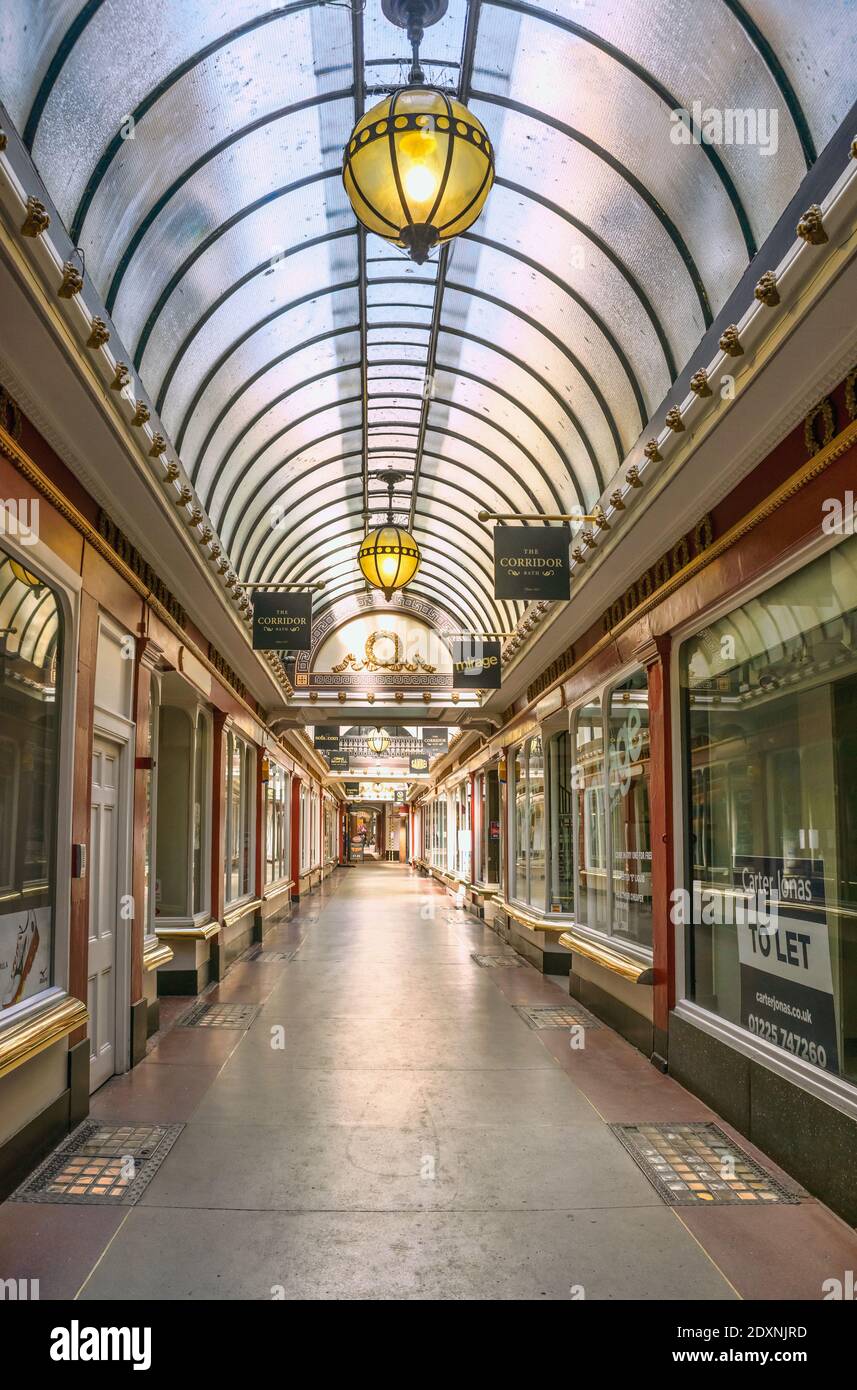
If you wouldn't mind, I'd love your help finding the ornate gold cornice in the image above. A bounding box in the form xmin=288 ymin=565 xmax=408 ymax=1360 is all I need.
xmin=558 ymin=931 xmax=655 ymax=985
xmin=0 ymin=992 xmax=88 ymax=1080
xmin=142 ymin=939 xmax=174 ymax=972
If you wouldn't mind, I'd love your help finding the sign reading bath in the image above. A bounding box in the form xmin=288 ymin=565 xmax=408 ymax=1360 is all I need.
xmin=422 ymin=728 xmax=448 ymax=755
xmin=252 ymin=590 xmax=312 ymax=650
xmin=493 ymin=526 xmax=570 ymax=601
xmin=451 ymin=638 xmax=502 ymax=690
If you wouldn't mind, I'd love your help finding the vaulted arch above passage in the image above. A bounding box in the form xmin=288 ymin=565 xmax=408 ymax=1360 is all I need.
xmin=3 ymin=0 xmax=853 ymax=656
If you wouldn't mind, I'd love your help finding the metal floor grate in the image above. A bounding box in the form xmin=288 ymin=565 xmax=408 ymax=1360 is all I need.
xmin=178 ymin=1001 xmax=259 ymax=1029
xmin=241 ymin=946 xmax=297 ymax=963
xmin=10 ymin=1120 xmax=183 ymax=1206
xmin=514 ymin=1003 xmax=603 ymax=1030
xmin=610 ymin=1122 xmax=801 ymax=1206
xmin=471 ymin=952 xmax=525 ymax=968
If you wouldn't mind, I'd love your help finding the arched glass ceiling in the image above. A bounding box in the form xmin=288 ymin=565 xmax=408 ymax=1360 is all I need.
xmin=2 ymin=0 xmax=855 ymax=633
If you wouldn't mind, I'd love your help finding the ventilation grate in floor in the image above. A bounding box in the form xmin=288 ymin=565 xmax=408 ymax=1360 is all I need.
xmin=610 ymin=1122 xmax=801 ymax=1206
xmin=10 ymin=1120 xmax=183 ymax=1206
xmin=471 ymin=953 xmax=525 ymax=968
xmin=178 ymin=1001 xmax=259 ymax=1029
xmin=514 ymin=1004 xmax=603 ymax=1030
xmin=241 ymin=946 xmax=297 ymax=963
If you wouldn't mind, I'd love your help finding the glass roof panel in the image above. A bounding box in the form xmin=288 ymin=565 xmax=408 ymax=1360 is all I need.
xmin=109 ymin=96 xmax=354 ymax=341
xmin=155 ymin=238 xmax=359 ymax=434
xmin=0 ymin=0 xmax=82 ymax=132
xmin=185 ymin=328 xmax=361 ymax=480
xmin=31 ymin=4 xmax=352 ymax=228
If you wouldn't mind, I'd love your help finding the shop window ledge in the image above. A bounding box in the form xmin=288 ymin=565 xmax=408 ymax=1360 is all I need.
xmin=501 ymin=900 xmax=572 ymax=938
xmin=143 ymin=938 xmax=174 ymax=972
xmin=222 ymin=898 xmax=262 ymax=930
xmin=263 ymin=880 xmax=294 ymax=903
xmin=155 ymin=920 xmax=221 ymax=942
xmin=558 ymin=930 xmax=655 ymax=984
xmin=0 ymin=992 xmax=89 ymax=1081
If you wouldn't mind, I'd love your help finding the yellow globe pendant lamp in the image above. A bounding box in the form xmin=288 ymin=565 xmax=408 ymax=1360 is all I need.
xmin=359 ymin=469 xmax=421 ymax=602
xmin=342 ymin=0 xmax=494 ymax=264
xmin=367 ymin=728 xmax=391 ymax=756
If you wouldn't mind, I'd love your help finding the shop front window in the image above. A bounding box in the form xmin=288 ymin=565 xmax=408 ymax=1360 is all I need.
xmin=224 ymin=730 xmax=254 ymax=905
xmin=454 ymin=780 xmax=471 ymax=880
xmin=681 ymin=536 xmax=857 ymax=1083
xmin=265 ymin=762 xmax=289 ymax=885
xmin=548 ymin=731 xmax=573 ymax=912
xmin=510 ymin=736 xmax=546 ymax=910
xmin=572 ymin=700 xmax=609 ymax=937
xmin=478 ymin=769 xmax=501 ymax=886
xmin=609 ymin=671 xmax=653 ymax=946
xmin=0 ymin=551 xmax=62 ymax=1012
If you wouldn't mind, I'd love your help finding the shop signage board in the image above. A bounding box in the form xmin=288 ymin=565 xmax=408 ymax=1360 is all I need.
xmin=451 ymin=638 xmax=502 ymax=690
xmin=344 ymin=782 xmax=360 ymax=797
xmin=313 ymin=727 xmax=341 ymax=751
xmin=493 ymin=526 xmax=570 ymax=601
xmin=252 ymin=590 xmax=312 ymax=650
xmin=422 ymin=728 xmax=448 ymax=755
xmin=327 ymin=751 xmax=350 ymax=772
xmin=409 ymin=753 xmax=430 ymax=774
xmin=394 ymin=789 xmax=406 ymax=804
xmin=731 ymin=855 xmax=838 ymax=1074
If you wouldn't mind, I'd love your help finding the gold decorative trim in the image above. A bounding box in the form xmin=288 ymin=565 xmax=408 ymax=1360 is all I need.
xmin=558 ymin=931 xmax=655 ymax=984
xmin=501 ymin=899 xmax=570 ymax=938
xmin=155 ymin=921 xmax=221 ymax=942
xmin=0 ymin=993 xmax=88 ymax=1081
xmin=263 ymin=880 xmax=294 ymax=903
xmin=804 ymin=397 xmax=836 ymax=456
xmin=142 ymin=940 xmax=174 ymax=972
xmin=222 ymin=898 xmax=262 ymax=930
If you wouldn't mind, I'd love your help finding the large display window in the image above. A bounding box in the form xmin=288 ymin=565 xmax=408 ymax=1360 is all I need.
xmin=571 ymin=673 xmax=652 ymax=947
xmin=0 ymin=549 xmax=62 ymax=1012
xmin=476 ymin=768 xmax=501 ymax=886
xmin=265 ymin=761 xmax=289 ymax=885
xmin=224 ymin=729 xmax=254 ymax=905
xmin=453 ymin=779 xmax=471 ymax=880
xmin=680 ymin=536 xmax=857 ymax=1083
xmin=155 ymin=704 xmax=211 ymax=921
xmin=509 ymin=736 xmax=545 ymax=909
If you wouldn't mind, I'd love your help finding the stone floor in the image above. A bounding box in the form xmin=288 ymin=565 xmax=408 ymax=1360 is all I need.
xmin=2 ymin=863 xmax=856 ymax=1300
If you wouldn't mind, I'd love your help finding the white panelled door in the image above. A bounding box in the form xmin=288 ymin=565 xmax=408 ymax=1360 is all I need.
xmin=88 ymin=738 xmax=120 ymax=1091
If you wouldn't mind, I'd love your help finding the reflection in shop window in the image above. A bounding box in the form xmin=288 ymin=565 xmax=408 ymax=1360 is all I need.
xmin=477 ymin=769 xmax=501 ymax=886
xmin=681 ymin=536 xmax=857 ymax=1083
xmin=0 ymin=551 xmax=61 ymax=1012
xmin=608 ymin=671 xmax=653 ymax=947
xmin=265 ymin=763 xmax=289 ymax=885
xmin=572 ymin=700 xmax=608 ymax=935
xmin=548 ymin=732 xmax=573 ymax=913
xmin=510 ymin=737 xmax=545 ymax=910
xmin=224 ymin=731 xmax=254 ymax=904
xmin=156 ymin=705 xmax=211 ymax=920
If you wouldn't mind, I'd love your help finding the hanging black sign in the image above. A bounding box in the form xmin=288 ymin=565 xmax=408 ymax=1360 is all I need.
xmin=409 ymin=753 xmax=430 ymax=775
xmin=451 ymin=638 xmax=502 ymax=690
xmin=493 ymin=526 xmax=570 ymax=600
xmin=344 ymin=782 xmax=360 ymax=798
xmin=422 ymin=728 xmax=448 ymax=755
xmin=252 ymin=590 xmax=312 ymax=650
xmin=394 ymin=789 xmax=406 ymax=804
xmin=313 ymin=727 xmax=341 ymax=752
xmin=327 ymin=751 xmax=350 ymax=772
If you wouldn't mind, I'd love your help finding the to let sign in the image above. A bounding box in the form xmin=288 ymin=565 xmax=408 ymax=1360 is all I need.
xmin=493 ymin=526 xmax=570 ymax=601
xmin=451 ymin=638 xmax=502 ymax=690
xmin=252 ymin=590 xmax=312 ymax=650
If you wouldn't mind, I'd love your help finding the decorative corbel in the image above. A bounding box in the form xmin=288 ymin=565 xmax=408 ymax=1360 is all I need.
xmin=593 ymin=504 xmax=610 ymax=530
xmin=753 ymin=270 xmax=780 ymax=306
xmin=148 ymin=432 xmax=167 ymax=457
xmin=643 ymin=440 xmax=661 ymax=463
xmin=719 ymin=324 xmax=743 ymax=357
xmin=626 ymin=465 xmax=643 ymax=488
xmin=665 ymin=406 xmax=684 ymax=433
xmin=86 ymin=317 xmax=110 ymax=348
xmin=689 ymin=368 xmax=711 ymax=397
xmin=110 ymin=362 xmax=130 ymax=391
xmin=163 ymin=460 xmax=180 ymax=483
xmin=58 ymin=262 xmax=84 ymax=298
xmin=796 ymin=204 xmax=827 ymax=246
xmin=21 ymin=196 xmax=50 ymax=237
xmin=609 ymin=489 xmax=626 ymax=510
xmin=130 ymin=401 xmax=150 ymax=427
xmin=175 ymin=485 xmax=193 ymax=507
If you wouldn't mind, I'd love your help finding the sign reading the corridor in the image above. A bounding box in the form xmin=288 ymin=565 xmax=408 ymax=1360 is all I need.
xmin=451 ymin=638 xmax=502 ymax=689
xmin=252 ymin=590 xmax=312 ymax=650
xmin=493 ymin=526 xmax=570 ymax=601
xmin=314 ymin=727 xmax=341 ymax=752
xmin=732 ymin=855 xmax=838 ymax=1074
xmin=409 ymin=753 xmax=429 ymax=774
xmin=327 ymin=751 xmax=350 ymax=772
xmin=421 ymin=728 xmax=448 ymax=755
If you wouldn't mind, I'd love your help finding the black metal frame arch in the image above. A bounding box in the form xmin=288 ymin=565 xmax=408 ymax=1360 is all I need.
xmin=157 ymin=260 xmax=628 ymax=469
xmin=249 ymin=471 xmax=521 ymax=628
xmin=211 ymin=382 xmax=581 ymax=548
xmin=236 ymin=437 xmax=537 ymax=579
xmin=222 ymin=411 xmax=562 ymax=567
xmin=309 ymin=573 xmax=476 ymax=635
